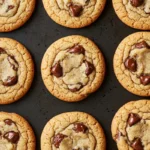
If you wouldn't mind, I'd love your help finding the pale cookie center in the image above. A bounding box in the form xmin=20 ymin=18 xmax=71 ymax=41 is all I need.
xmin=0 ymin=49 xmax=18 ymax=86
xmin=124 ymin=41 xmax=150 ymax=85
xmin=0 ymin=119 xmax=20 ymax=150
xmin=52 ymin=123 xmax=96 ymax=150
xmin=0 ymin=0 xmax=19 ymax=17
xmin=51 ymin=45 xmax=95 ymax=92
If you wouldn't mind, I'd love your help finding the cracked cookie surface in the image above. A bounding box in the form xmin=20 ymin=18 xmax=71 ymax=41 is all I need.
xmin=42 ymin=0 xmax=106 ymax=28
xmin=0 ymin=0 xmax=35 ymax=32
xmin=0 ymin=112 xmax=35 ymax=150
xmin=114 ymin=32 xmax=150 ymax=96
xmin=111 ymin=100 xmax=150 ymax=150
xmin=41 ymin=112 xmax=106 ymax=150
xmin=113 ymin=0 xmax=150 ymax=29
xmin=0 ymin=38 xmax=34 ymax=104
xmin=41 ymin=35 xmax=105 ymax=102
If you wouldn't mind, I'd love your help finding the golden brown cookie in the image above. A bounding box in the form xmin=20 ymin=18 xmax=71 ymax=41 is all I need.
xmin=0 ymin=38 xmax=34 ymax=104
xmin=0 ymin=111 xmax=36 ymax=149
xmin=111 ymin=100 xmax=150 ymax=150
xmin=41 ymin=112 xmax=106 ymax=150
xmin=114 ymin=32 xmax=150 ymax=96
xmin=41 ymin=35 xmax=105 ymax=102
xmin=113 ymin=0 xmax=150 ymax=30
xmin=42 ymin=0 xmax=106 ymax=28
xmin=0 ymin=0 xmax=35 ymax=32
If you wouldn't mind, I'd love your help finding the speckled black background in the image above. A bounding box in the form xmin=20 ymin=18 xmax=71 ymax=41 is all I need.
xmin=0 ymin=0 xmax=144 ymax=149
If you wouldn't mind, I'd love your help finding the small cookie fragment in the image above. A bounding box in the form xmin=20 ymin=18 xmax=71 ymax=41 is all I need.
xmin=41 ymin=112 xmax=106 ymax=150
xmin=0 ymin=0 xmax=35 ymax=32
xmin=41 ymin=35 xmax=105 ymax=102
xmin=0 ymin=112 xmax=36 ymax=149
xmin=114 ymin=32 xmax=150 ymax=96
xmin=111 ymin=100 xmax=150 ymax=150
xmin=0 ymin=38 xmax=34 ymax=104
xmin=42 ymin=0 xmax=106 ymax=28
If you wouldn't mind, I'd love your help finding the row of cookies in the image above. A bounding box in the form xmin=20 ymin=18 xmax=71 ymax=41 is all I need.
xmin=0 ymin=32 xmax=149 ymax=105
xmin=0 ymin=0 xmax=150 ymax=32
xmin=0 ymin=99 xmax=148 ymax=149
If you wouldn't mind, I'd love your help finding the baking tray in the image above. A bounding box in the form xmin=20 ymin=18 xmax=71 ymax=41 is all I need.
xmin=0 ymin=0 xmax=144 ymax=149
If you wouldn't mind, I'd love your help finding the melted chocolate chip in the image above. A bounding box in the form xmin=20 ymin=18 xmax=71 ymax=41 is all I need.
xmin=135 ymin=41 xmax=150 ymax=49
xmin=4 ymin=119 xmax=14 ymax=125
xmin=51 ymin=62 xmax=63 ymax=78
xmin=131 ymin=138 xmax=143 ymax=150
xmin=53 ymin=133 xmax=67 ymax=148
xmin=115 ymin=132 xmax=122 ymax=141
xmin=69 ymin=83 xmax=83 ymax=92
xmin=3 ymin=131 xmax=19 ymax=143
xmin=124 ymin=57 xmax=137 ymax=72
xmin=3 ymin=76 xmax=18 ymax=86
xmin=85 ymin=61 xmax=94 ymax=76
xmin=68 ymin=45 xmax=85 ymax=54
xmin=73 ymin=123 xmax=88 ymax=133
xmin=0 ymin=47 xmax=6 ymax=54
xmin=128 ymin=113 xmax=141 ymax=127
xmin=7 ymin=5 xmax=14 ymax=11
xmin=7 ymin=56 xmax=18 ymax=71
xmin=140 ymin=75 xmax=150 ymax=85
xmin=68 ymin=3 xmax=83 ymax=17
xmin=130 ymin=0 xmax=144 ymax=7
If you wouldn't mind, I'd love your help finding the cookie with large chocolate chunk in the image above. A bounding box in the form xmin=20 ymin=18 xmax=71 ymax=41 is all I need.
xmin=0 ymin=0 xmax=35 ymax=32
xmin=42 ymin=0 xmax=106 ymax=28
xmin=111 ymin=100 xmax=150 ymax=150
xmin=41 ymin=35 xmax=105 ymax=102
xmin=0 ymin=112 xmax=36 ymax=149
xmin=113 ymin=0 xmax=150 ymax=30
xmin=41 ymin=112 xmax=106 ymax=150
xmin=114 ymin=32 xmax=150 ymax=96
xmin=0 ymin=38 xmax=34 ymax=104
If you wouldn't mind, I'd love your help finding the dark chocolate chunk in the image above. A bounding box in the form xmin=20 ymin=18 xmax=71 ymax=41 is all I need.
xmin=7 ymin=5 xmax=15 ymax=11
xmin=7 ymin=56 xmax=18 ymax=71
xmin=3 ymin=76 xmax=18 ymax=86
xmin=135 ymin=41 xmax=150 ymax=49
xmin=51 ymin=62 xmax=63 ymax=77
xmin=73 ymin=123 xmax=88 ymax=133
xmin=68 ymin=3 xmax=83 ymax=17
xmin=3 ymin=131 xmax=19 ymax=143
xmin=128 ymin=113 xmax=141 ymax=127
xmin=53 ymin=133 xmax=67 ymax=148
xmin=130 ymin=0 xmax=144 ymax=7
xmin=85 ymin=61 xmax=94 ymax=76
xmin=68 ymin=45 xmax=85 ymax=54
xmin=124 ymin=57 xmax=137 ymax=72
xmin=0 ymin=47 xmax=6 ymax=54
xmin=69 ymin=83 xmax=83 ymax=92
xmin=131 ymin=138 xmax=143 ymax=150
xmin=140 ymin=75 xmax=150 ymax=85
xmin=4 ymin=119 xmax=14 ymax=125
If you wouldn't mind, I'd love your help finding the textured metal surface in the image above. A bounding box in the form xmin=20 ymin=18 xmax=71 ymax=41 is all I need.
xmin=0 ymin=0 xmax=142 ymax=149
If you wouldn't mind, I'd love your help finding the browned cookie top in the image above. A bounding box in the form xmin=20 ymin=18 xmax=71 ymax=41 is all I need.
xmin=42 ymin=0 xmax=106 ymax=28
xmin=0 ymin=38 xmax=34 ymax=104
xmin=0 ymin=0 xmax=35 ymax=32
xmin=0 ymin=112 xmax=35 ymax=150
xmin=41 ymin=35 xmax=105 ymax=102
xmin=114 ymin=32 xmax=150 ymax=96
xmin=112 ymin=100 xmax=150 ymax=150
xmin=41 ymin=112 xmax=106 ymax=150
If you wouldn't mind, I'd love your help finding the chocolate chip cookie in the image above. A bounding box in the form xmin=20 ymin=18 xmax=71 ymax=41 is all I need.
xmin=0 ymin=0 xmax=35 ymax=32
xmin=0 ymin=38 xmax=34 ymax=104
xmin=41 ymin=112 xmax=106 ymax=150
xmin=41 ymin=35 xmax=105 ymax=102
xmin=113 ymin=0 xmax=150 ymax=29
xmin=111 ymin=100 xmax=150 ymax=150
xmin=0 ymin=112 xmax=36 ymax=149
xmin=42 ymin=0 xmax=106 ymax=28
xmin=114 ymin=32 xmax=150 ymax=96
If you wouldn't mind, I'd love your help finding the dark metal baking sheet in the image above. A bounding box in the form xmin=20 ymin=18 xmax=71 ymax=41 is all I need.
xmin=0 ymin=0 xmax=144 ymax=149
